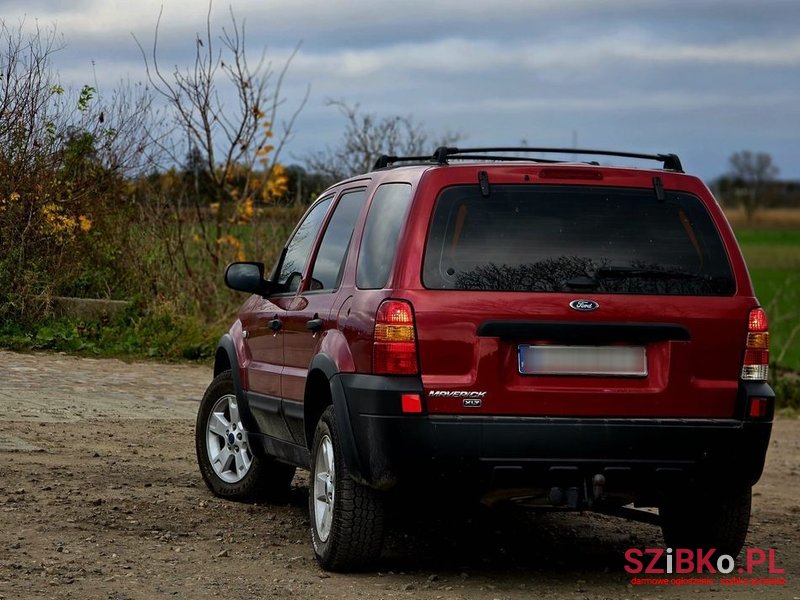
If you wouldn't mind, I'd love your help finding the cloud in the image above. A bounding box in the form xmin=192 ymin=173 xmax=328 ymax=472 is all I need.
xmin=611 ymin=35 xmax=800 ymax=67
xmin=441 ymin=90 xmax=799 ymax=114
xmin=286 ymin=34 xmax=800 ymax=82
xmin=1 ymin=0 xmax=797 ymax=178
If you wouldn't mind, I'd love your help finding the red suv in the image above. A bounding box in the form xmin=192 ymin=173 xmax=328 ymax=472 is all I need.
xmin=195 ymin=147 xmax=774 ymax=571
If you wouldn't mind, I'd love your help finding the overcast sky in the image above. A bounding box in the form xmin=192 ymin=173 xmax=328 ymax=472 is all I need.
xmin=2 ymin=0 xmax=798 ymax=180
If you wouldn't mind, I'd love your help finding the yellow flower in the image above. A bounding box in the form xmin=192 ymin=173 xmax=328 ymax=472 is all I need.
xmin=39 ymin=203 xmax=78 ymax=242
xmin=237 ymin=198 xmax=255 ymax=224
xmin=263 ymin=163 xmax=289 ymax=202
xmin=255 ymin=144 xmax=275 ymax=157
xmin=9 ymin=192 xmax=20 ymax=202
xmin=215 ymin=234 xmax=246 ymax=261
xmin=78 ymin=215 xmax=92 ymax=233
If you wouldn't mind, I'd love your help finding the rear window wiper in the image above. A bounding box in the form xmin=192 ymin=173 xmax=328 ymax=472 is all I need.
xmin=565 ymin=275 xmax=599 ymax=290
xmin=595 ymin=266 xmax=703 ymax=280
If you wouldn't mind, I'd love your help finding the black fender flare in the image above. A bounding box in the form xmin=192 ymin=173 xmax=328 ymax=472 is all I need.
xmin=215 ymin=333 xmax=241 ymax=386
xmin=306 ymin=354 xmax=367 ymax=485
xmin=214 ymin=333 xmax=260 ymax=438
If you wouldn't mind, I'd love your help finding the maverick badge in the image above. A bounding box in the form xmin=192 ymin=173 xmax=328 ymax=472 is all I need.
xmin=428 ymin=390 xmax=486 ymax=408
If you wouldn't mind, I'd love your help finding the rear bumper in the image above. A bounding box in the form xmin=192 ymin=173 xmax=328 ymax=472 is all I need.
xmin=335 ymin=374 xmax=773 ymax=496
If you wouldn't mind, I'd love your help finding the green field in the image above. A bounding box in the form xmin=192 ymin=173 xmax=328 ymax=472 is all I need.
xmin=736 ymin=228 xmax=800 ymax=372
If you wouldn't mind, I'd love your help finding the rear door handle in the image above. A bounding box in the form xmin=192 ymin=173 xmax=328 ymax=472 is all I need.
xmin=306 ymin=318 xmax=324 ymax=332
xmin=268 ymin=318 xmax=282 ymax=332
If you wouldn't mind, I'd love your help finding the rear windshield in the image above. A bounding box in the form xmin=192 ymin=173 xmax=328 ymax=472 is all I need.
xmin=422 ymin=185 xmax=734 ymax=295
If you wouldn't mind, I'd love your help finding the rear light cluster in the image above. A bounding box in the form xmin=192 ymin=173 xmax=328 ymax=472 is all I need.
xmin=373 ymin=300 xmax=419 ymax=375
xmin=741 ymin=307 xmax=769 ymax=381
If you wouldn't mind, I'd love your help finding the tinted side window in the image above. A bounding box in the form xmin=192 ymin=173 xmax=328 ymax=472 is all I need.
xmin=310 ymin=189 xmax=367 ymax=291
xmin=356 ymin=183 xmax=413 ymax=289
xmin=279 ymin=196 xmax=333 ymax=292
xmin=423 ymin=185 xmax=734 ymax=296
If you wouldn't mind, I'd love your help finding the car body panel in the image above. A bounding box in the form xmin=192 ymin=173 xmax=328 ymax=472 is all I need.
xmin=212 ymin=157 xmax=772 ymax=494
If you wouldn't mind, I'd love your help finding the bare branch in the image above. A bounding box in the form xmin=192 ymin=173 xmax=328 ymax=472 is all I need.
xmin=304 ymin=99 xmax=463 ymax=181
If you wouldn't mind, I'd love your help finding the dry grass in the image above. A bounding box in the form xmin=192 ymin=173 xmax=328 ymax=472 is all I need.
xmin=724 ymin=208 xmax=800 ymax=229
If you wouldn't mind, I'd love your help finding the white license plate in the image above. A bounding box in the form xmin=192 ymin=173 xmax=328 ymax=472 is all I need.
xmin=518 ymin=345 xmax=647 ymax=377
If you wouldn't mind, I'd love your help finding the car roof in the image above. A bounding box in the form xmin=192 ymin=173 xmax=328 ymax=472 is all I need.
xmin=320 ymin=147 xmax=694 ymax=196
xmin=372 ymin=146 xmax=684 ymax=173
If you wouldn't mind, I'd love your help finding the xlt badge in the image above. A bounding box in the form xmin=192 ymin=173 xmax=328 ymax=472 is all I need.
xmin=428 ymin=390 xmax=486 ymax=408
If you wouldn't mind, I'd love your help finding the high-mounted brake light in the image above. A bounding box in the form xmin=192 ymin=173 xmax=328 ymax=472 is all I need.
xmin=741 ymin=308 xmax=769 ymax=381
xmin=538 ymin=168 xmax=603 ymax=180
xmin=373 ymin=300 xmax=419 ymax=375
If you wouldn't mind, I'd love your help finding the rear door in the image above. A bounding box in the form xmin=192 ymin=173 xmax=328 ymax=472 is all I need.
xmin=413 ymin=182 xmax=750 ymax=418
xmin=281 ymin=188 xmax=367 ymax=442
xmin=243 ymin=194 xmax=332 ymax=439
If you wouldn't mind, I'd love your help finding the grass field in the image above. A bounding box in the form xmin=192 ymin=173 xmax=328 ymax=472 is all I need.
xmin=725 ymin=208 xmax=800 ymax=230
xmin=735 ymin=227 xmax=800 ymax=372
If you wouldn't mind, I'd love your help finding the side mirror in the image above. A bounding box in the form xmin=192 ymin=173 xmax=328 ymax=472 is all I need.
xmin=284 ymin=271 xmax=303 ymax=294
xmin=224 ymin=262 xmax=272 ymax=296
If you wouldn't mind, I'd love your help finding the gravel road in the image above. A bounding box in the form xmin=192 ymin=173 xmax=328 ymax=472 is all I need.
xmin=0 ymin=350 xmax=797 ymax=599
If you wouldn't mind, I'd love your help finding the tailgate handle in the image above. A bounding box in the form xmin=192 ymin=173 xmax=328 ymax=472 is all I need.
xmin=476 ymin=321 xmax=690 ymax=344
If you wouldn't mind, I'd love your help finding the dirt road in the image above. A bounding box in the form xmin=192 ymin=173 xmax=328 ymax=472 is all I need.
xmin=0 ymin=350 xmax=797 ymax=599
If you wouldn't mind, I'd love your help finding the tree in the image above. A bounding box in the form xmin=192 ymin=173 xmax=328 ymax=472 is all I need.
xmin=134 ymin=1 xmax=308 ymax=314
xmin=305 ymin=99 xmax=462 ymax=183
xmin=0 ymin=20 xmax=154 ymax=320
xmin=728 ymin=150 xmax=779 ymax=221
xmin=282 ymin=164 xmax=334 ymax=205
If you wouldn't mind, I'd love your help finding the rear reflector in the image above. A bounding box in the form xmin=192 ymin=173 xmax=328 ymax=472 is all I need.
xmin=401 ymin=393 xmax=423 ymax=414
xmin=748 ymin=396 xmax=769 ymax=419
xmin=374 ymin=300 xmax=419 ymax=375
xmin=741 ymin=308 xmax=769 ymax=381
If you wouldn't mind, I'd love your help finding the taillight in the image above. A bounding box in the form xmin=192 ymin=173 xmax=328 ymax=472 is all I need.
xmin=741 ymin=308 xmax=769 ymax=381
xmin=373 ymin=300 xmax=418 ymax=375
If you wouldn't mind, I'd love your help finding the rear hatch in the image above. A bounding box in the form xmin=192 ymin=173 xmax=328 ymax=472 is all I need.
xmin=410 ymin=181 xmax=751 ymax=418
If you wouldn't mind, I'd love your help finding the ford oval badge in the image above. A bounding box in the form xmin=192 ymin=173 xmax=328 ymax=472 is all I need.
xmin=569 ymin=299 xmax=599 ymax=312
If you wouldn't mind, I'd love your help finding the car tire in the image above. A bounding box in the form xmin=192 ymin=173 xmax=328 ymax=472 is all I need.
xmin=309 ymin=405 xmax=385 ymax=571
xmin=196 ymin=370 xmax=295 ymax=502
xmin=660 ymin=487 xmax=751 ymax=558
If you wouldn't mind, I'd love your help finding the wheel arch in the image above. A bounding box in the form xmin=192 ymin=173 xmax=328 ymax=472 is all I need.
xmin=214 ymin=345 xmax=232 ymax=378
xmin=214 ymin=332 xmax=259 ymax=436
xmin=214 ymin=332 xmax=244 ymax=388
xmin=304 ymin=353 xmax=367 ymax=485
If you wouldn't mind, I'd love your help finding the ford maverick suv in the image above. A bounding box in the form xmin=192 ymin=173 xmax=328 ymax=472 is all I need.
xmin=195 ymin=147 xmax=774 ymax=571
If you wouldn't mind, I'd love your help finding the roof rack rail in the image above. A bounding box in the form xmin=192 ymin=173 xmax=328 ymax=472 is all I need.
xmin=372 ymin=147 xmax=683 ymax=173
xmin=431 ymin=146 xmax=684 ymax=172
xmin=372 ymin=154 xmax=433 ymax=170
